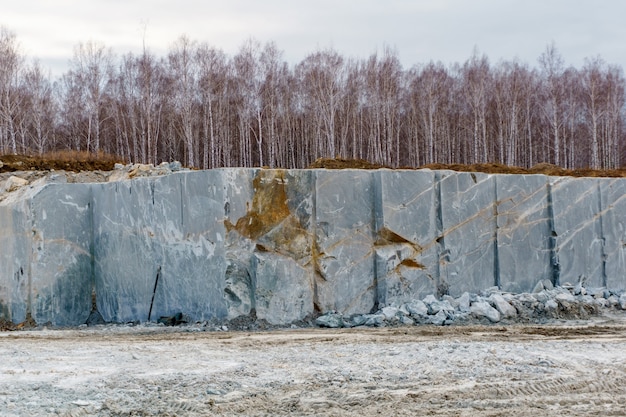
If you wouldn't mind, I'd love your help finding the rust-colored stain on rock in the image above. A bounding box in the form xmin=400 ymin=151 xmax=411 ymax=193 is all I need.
xmin=232 ymin=170 xmax=291 ymax=240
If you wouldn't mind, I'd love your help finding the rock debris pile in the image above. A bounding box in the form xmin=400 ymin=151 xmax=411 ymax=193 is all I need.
xmin=0 ymin=161 xmax=187 ymax=201
xmin=314 ymin=282 xmax=626 ymax=328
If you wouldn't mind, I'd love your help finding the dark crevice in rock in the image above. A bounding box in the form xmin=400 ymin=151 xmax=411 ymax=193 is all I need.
xmin=546 ymin=181 xmax=560 ymax=287
xmin=597 ymin=180 xmax=608 ymax=288
xmin=147 ymin=266 xmax=161 ymax=322
xmin=434 ymin=172 xmax=447 ymax=297
xmin=493 ymin=176 xmax=501 ymax=289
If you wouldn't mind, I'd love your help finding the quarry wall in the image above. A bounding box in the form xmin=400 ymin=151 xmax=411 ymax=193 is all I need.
xmin=1 ymin=168 xmax=625 ymax=326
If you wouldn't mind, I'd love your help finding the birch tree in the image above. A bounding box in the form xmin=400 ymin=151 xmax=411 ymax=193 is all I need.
xmin=168 ymin=36 xmax=198 ymax=167
xmin=69 ymin=41 xmax=113 ymax=154
xmin=460 ymin=50 xmax=491 ymax=163
xmin=538 ymin=43 xmax=565 ymax=166
xmin=21 ymin=62 xmax=55 ymax=155
xmin=196 ymin=43 xmax=228 ymax=168
xmin=0 ymin=27 xmax=22 ymax=154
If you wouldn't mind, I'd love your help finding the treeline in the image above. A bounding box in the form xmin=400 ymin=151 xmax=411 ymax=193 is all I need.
xmin=0 ymin=27 xmax=625 ymax=169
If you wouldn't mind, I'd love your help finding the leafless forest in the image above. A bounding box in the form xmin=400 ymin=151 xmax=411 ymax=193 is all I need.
xmin=0 ymin=27 xmax=624 ymax=170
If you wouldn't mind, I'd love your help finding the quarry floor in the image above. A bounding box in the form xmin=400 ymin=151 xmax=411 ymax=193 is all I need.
xmin=2 ymin=314 xmax=626 ymax=416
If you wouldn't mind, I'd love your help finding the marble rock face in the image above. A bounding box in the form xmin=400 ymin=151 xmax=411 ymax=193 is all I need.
xmin=599 ymin=179 xmax=626 ymax=291
xmin=92 ymin=178 xmax=159 ymax=323
xmin=0 ymin=198 xmax=31 ymax=324
xmin=438 ymin=171 xmax=497 ymax=297
xmin=0 ymin=183 xmax=92 ymax=326
xmin=4 ymin=168 xmax=626 ymax=326
xmin=549 ymin=177 xmax=604 ymax=287
xmin=314 ymin=170 xmax=376 ymax=315
xmin=222 ymin=168 xmax=258 ymax=319
xmin=93 ymin=171 xmax=230 ymax=323
xmin=373 ymin=170 xmax=439 ymax=305
xmin=496 ymin=174 xmax=552 ymax=293
xmin=30 ymin=184 xmax=93 ymax=326
xmin=225 ymin=169 xmax=315 ymax=324
xmin=253 ymin=252 xmax=314 ymax=324
xmin=149 ymin=171 xmax=228 ymax=322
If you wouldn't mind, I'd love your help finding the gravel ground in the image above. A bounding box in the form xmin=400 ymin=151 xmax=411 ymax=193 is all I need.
xmin=2 ymin=313 xmax=626 ymax=416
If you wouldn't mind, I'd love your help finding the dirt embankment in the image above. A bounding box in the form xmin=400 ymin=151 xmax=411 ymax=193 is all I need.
xmin=309 ymin=157 xmax=626 ymax=177
xmin=0 ymin=153 xmax=120 ymax=173
xmin=3 ymin=153 xmax=626 ymax=177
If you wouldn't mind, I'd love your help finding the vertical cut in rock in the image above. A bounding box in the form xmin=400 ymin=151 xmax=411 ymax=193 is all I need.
xmin=148 ymin=266 xmax=161 ymax=322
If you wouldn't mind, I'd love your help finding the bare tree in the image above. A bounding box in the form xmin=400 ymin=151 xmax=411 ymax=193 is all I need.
xmin=168 ymin=35 xmax=198 ymax=167
xmin=538 ymin=43 xmax=566 ymax=166
xmin=603 ymin=65 xmax=626 ymax=168
xmin=296 ymin=48 xmax=345 ymax=161
xmin=259 ymin=41 xmax=286 ymax=168
xmin=21 ymin=62 xmax=55 ymax=155
xmin=196 ymin=43 xmax=228 ymax=168
xmin=232 ymin=39 xmax=263 ymax=166
xmin=492 ymin=61 xmax=532 ymax=166
xmin=411 ymin=61 xmax=453 ymax=165
xmin=3 ymin=29 xmax=626 ymax=172
xmin=581 ymin=57 xmax=608 ymax=169
xmin=460 ymin=49 xmax=491 ymax=163
xmin=0 ymin=27 xmax=23 ymax=154
xmin=68 ymin=41 xmax=114 ymax=154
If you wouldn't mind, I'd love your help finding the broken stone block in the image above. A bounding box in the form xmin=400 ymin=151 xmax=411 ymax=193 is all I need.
xmin=470 ymin=300 xmax=501 ymax=323
xmin=315 ymin=312 xmax=345 ymax=328
xmin=2 ymin=176 xmax=28 ymax=193
xmin=221 ymin=168 xmax=258 ymax=319
xmin=550 ymin=177 xmax=604 ymax=287
xmin=438 ymin=171 xmax=497 ymax=296
xmin=253 ymin=252 xmax=314 ymax=325
xmin=375 ymin=244 xmax=437 ymax=306
xmin=314 ymin=170 xmax=376 ymax=315
xmin=224 ymin=169 xmax=316 ymax=321
xmin=496 ymin=174 xmax=552 ymax=293
xmin=404 ymin=299 xmax=428 ymax=317
xmin=489 ymin=293 xmax=517 ymax=319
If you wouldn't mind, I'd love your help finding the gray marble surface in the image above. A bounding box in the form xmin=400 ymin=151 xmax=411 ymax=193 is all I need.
xmin=313 ymin=170 xmax=376 ymax=315
xmin=2 ymin=168 xmax=625 ymax=325
xmin=374 ymin=170 xmax=438 ymax=304
xmin=438 ymin=171 xmax=497 ymax=297
xmin=496 ymin=174 xmax=552 ymax=293
xmin=550 ymin=176 xmax=604 ymax=287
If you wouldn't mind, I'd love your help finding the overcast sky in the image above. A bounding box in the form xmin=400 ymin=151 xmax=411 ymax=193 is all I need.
xmin=3 ymin=0 xmax=625 ymax=77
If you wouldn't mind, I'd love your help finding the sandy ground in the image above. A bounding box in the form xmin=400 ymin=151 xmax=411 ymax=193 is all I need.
xmin=2 ymin=314 xmax=626 ymax=416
